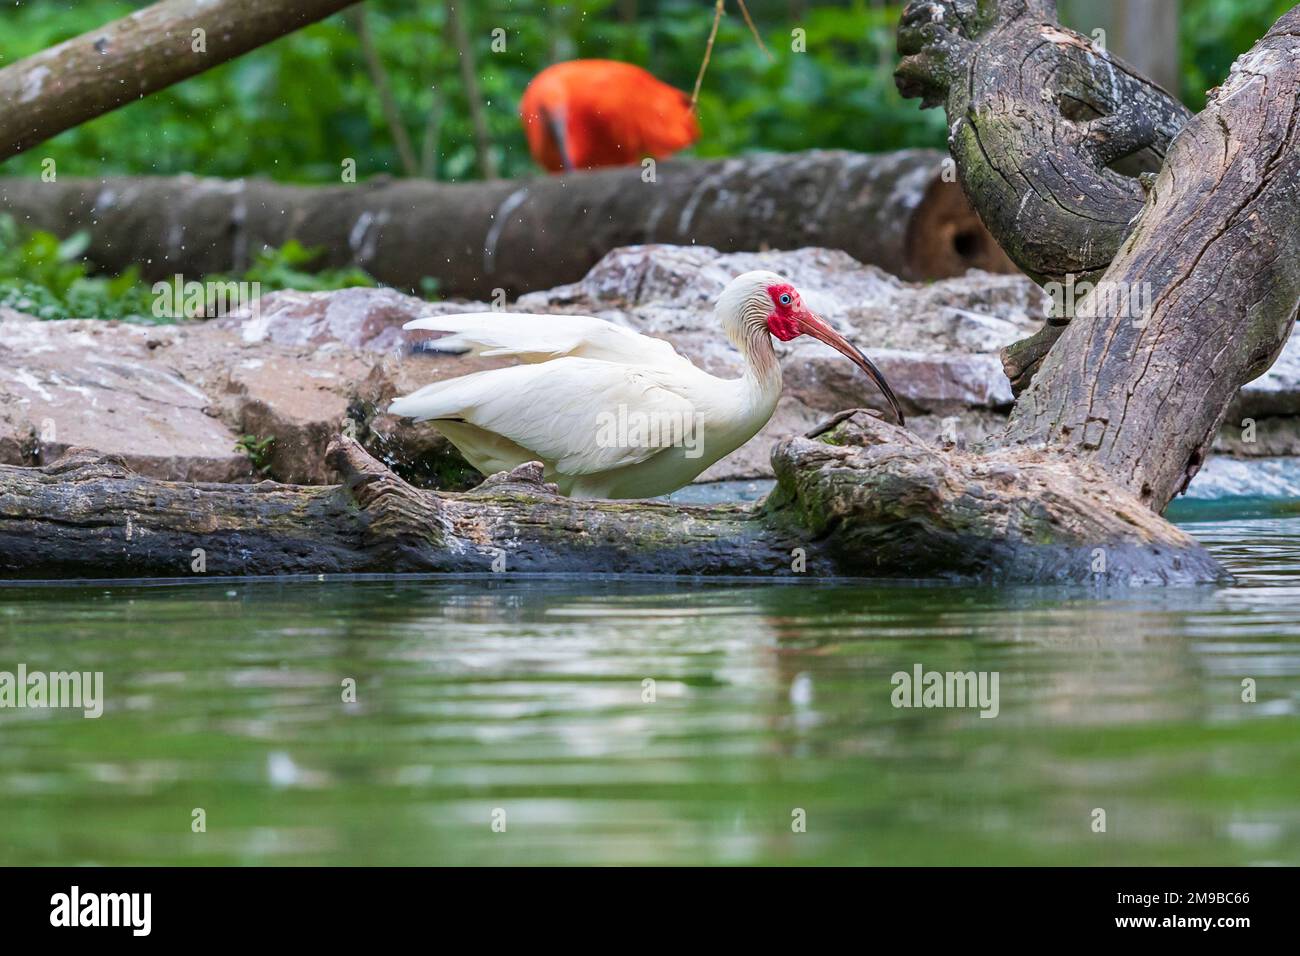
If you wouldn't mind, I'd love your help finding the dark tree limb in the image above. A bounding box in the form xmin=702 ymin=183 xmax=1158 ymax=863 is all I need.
xmin=0 ymin=0 xmax=361 ymax=163
xmin=896 ymin=0 xmax=1193 ymax=391
xmin=0 ymin=425 xmax=1220 ymax=584
xmin=0 ymin=150 xmax=1015 ymax=296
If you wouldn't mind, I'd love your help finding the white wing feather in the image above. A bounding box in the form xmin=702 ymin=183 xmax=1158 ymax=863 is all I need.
xmin=388 ymin=357 xmax=701 ymax=476
xmin=404 ymin=312 xmax=692 ymax=371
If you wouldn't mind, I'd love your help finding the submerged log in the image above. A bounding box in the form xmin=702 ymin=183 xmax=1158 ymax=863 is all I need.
xmin=0 ymin=425 xmax=1220 ymax=584
xmin=0 ymin=150 xmax=1015 ymax=297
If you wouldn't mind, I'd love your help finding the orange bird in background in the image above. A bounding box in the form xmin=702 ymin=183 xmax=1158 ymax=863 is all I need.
xmin=520 ymin=60 xmax=700 ymax=173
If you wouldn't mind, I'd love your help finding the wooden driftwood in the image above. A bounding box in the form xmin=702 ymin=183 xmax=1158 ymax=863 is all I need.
xmin=0 ymin=150 xmax=1013 ymax=297
xmin=0 ymin=425 xmax=1220 ymax=584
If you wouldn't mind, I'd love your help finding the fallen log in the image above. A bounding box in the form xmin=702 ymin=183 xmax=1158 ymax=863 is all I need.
xmin=0 ymin=150 xmax=1016 ymax=297
xmin=0 ymin=425 xmax=1220 ymax=584
xmin=0 ymin=0 xmax=361 ymax=163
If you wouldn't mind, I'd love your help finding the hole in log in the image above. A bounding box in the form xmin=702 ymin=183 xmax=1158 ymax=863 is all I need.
xmin=1106 ymin=146 xmax=1165 ymax=179
xmin=1059 ymin=95 xmax=1106 ymax=122
xmin=952 ymin=229 xmax=980 ymax=260
xmin=905 ymin=179 xmax=1020 ymax=279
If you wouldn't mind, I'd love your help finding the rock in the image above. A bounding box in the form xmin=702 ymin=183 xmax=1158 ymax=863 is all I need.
xmin=203 ymin=245 xmax=1046 ymax=484
xmin=0 ymin=310 xmax=483 ymax=488
xmin=132 ymin=319 xmax=488 ymax=488
xmin=1231 ymin=332 xmax=1300 ymax=417
xmin=514 ymin=244 xmax=1036 ymax=465
xmin=217 ymin=286 xmax=490 ymax=353
xmin=1182 ymin=456 xmax=1300 ymax=500
xmin=0 ymin=246 xmax=1057 ymax=488
xmin=0 ymin=315 xmax=252 ymax=482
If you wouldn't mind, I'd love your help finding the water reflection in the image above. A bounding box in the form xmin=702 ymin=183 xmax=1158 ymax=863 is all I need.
xmin=0 ymin=519 xmax=1297 ymax=864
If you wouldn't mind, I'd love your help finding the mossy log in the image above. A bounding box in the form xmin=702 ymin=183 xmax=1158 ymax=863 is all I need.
xmin=0 ymin=425 xmax=1219 ymax=584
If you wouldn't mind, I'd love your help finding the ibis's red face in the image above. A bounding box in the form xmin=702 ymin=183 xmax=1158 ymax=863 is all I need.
xmin=764 ymin=282 xmax=906 ymax=426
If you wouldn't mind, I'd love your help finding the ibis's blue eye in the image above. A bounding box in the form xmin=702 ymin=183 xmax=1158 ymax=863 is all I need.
xmin=779 ymin=293 xmax=792 ymax=305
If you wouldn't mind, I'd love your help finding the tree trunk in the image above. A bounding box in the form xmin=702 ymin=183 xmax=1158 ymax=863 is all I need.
xmin=896 ymin=0 xmax=1300 ymax=511
xmin=0 ymin=150 xmax=1016 ymax=297
xmin=1003 ymin=6 xmax=1300 ymax=510
xmin=0 ymin=0 xmax=361 ymax=163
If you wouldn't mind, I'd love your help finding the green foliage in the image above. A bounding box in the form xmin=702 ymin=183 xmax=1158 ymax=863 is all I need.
xmin=0 ymin=2 xmax=1284 ymax=181
xmin=217 ymin=241 xmax=376 ymax=294
xmin=0 ymin=0 xmax=941 ymax=184
xmin=0 ymin=215 xmax=156 ymax=320
xmin=0 ymin=0 xmax=1279 ymax=187
xmin=1179 ymin=0 xmax=1295 ymax=111
xmin=234 ymin=434 xmax=277 ymax=475
xmin=0 ymin=216 xmax=377 ymax=321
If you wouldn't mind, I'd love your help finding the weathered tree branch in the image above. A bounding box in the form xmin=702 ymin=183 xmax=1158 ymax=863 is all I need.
xmin=0 ymin=0 xmax=361 ymax=163
xmin=0 ymin=151 xmax=1014 ymax=296
xmin=895 ymin=0 xmax=1194 ymax=391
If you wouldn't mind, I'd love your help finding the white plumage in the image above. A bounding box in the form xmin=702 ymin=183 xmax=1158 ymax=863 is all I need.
xmin=389 ymin=271 xmax=903 ymax=499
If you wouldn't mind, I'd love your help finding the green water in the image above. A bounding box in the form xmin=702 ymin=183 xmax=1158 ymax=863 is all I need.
xmin=1 ymin=517 xmax=1298 ymax=866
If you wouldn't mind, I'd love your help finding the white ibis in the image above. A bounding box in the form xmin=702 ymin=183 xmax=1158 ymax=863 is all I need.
xmin=389 ymin=271 xmax=904 ymax=499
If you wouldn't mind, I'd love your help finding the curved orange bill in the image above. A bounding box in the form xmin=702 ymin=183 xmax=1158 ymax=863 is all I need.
xmin=799 ymin=312 xmax=906 ymax=426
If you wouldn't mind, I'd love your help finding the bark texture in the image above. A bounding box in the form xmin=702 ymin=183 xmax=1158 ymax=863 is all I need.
xmin=0 ymin=150 xmax=1015 ymax=297
xmin=1003 ymin=7 xmax=1300 ymax=510
xmin=0 ymin=0 xmax=360 ymax=162
xmin=896 ymin=0 xmax=1190 ymax=286
xmin=0 ymin=424 xmax=1220 ymax=584
xmin=896 ymin=0 xmax=1193 ymax=392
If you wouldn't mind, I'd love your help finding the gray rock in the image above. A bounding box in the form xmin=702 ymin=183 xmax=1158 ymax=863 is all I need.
xmin=1233 ymin=332 xmax=1300 ymax=417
